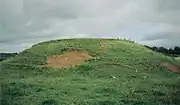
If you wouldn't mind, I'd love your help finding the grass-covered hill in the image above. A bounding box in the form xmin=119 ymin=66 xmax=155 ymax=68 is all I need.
xmin=1 ymin=38 xmax=180 ymax=105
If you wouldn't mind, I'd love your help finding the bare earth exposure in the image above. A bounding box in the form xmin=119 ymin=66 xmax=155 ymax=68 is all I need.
xmin=46 ymin=51 xmax=92 ymax=68
xmin=161 ymin=62 xmax=180 ymax=72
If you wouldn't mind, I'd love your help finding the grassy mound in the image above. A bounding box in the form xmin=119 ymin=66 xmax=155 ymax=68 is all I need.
xmin=1 ymin=38 xmax=180 ymax=105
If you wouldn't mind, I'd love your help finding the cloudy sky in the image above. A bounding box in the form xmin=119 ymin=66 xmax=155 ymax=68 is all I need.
xmin=0 ymin=0 xmax=180 ymax=52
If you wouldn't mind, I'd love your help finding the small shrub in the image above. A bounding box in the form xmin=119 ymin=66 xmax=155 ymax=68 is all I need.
xmin=42 ymin=99 xmax=58 ymax=105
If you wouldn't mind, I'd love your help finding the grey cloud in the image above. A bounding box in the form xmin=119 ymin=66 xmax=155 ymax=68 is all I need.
xmin=154 ymin=0 xmax=180 ymax=11
xmin=0 ymin=0 xmax=180 ymax=52
xmin=143 ymin=33 xmax=180 ymax=41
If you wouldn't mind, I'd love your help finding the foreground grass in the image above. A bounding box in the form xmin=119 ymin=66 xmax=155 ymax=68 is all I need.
xmin=1 ymin=38 xmax=180 ymax=105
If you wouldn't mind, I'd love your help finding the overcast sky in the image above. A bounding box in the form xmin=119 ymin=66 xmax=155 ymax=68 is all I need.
xmin=0 ymin=0 xmax=180 ymax=52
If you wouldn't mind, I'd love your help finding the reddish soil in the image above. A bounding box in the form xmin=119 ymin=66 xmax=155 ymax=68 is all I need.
xmin=161 ymin=62 xmax=180 ymax=72
xmin=45 ymin=51 xmax=92 ymax=68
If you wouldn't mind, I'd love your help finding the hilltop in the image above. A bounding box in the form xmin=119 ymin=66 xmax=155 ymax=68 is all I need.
xmin=1 ymin=38 xmax=180 ymax=105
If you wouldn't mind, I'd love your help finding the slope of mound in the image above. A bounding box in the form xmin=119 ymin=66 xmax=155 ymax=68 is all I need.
xmin=1 ymin=38 xmax=180 ymax=105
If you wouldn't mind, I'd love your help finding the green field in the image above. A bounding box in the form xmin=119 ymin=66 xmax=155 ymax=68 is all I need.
xmin=1 ymin=38 xmax=180 ymax=105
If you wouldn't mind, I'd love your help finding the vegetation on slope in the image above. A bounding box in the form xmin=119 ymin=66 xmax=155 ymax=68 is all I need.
xmin=1 ymin=38 xmax=180 ymax=105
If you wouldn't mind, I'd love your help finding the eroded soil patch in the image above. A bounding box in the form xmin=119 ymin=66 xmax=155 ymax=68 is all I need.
xmin=100 ymin=40 xmax=107 ymax=48
xmin=45 ymin=51 xmax=92 ymax=68
xmin=161 ymin=62 xmax=180 ymax=72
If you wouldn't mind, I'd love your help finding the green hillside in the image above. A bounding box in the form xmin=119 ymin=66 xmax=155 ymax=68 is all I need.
xmin=1 ymin=38 xmax=180 ymax=105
